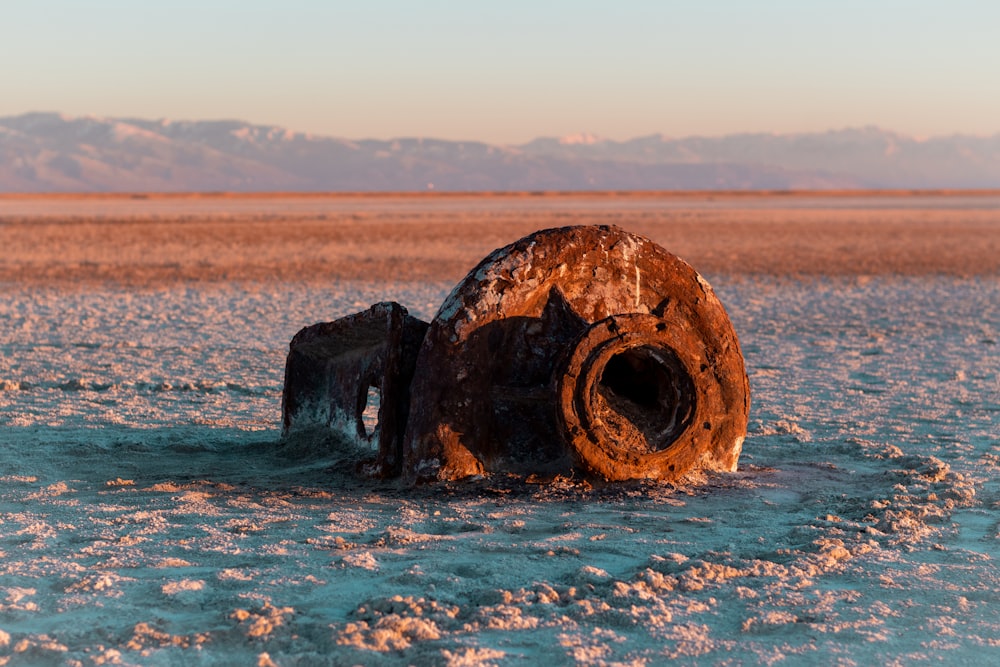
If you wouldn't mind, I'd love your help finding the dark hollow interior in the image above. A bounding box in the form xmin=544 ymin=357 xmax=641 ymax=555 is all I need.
xmin=598 ymin=345 xmax=696 ymax=450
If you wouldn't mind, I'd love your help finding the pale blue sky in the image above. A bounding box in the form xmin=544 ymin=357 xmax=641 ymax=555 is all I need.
xmin=2 ymin=1 xmax=998 ymax=143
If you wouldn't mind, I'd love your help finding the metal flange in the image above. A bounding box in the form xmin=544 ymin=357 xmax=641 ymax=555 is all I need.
xmin=402 ymin=225 xmax=749 ymax=482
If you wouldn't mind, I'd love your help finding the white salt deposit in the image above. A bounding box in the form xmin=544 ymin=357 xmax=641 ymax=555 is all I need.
xmin=0 ymin=276 xmax=998 ymax=665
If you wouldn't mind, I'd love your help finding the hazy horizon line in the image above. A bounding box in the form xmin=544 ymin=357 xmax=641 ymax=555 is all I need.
xmin=4 ymin=110 xmax=999 ymax=145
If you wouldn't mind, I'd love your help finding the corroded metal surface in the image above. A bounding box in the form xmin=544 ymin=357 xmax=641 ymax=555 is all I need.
xmin=281 ymin=301 xmax=428 ymax=476
xmin=402 ymin=225 xmax=749 ymax=482
xmin=282 ymin=225 xmax=749 ymax=484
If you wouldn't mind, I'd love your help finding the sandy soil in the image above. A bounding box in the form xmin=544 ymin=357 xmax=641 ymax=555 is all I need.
xmin=2 ymin=192 xmax=999 ymax=286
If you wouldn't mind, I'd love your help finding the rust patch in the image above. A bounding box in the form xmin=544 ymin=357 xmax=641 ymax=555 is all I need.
xmin=282 ymin=225 xmax=749 ymax=483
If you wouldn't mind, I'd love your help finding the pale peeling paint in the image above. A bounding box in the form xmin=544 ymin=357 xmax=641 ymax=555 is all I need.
xmin=634 ymin=265 xmax=641 ymax=310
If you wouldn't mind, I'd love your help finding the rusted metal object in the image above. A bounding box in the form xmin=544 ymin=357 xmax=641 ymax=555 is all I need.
xmin=282 ymin=225 xmax=749 ymax=483
xmin=281 ymin=302 xmax=428 ymax=476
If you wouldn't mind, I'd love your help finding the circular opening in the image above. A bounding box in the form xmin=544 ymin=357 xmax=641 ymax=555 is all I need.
xmin=596 ymin=345 xmax=696 ymax=453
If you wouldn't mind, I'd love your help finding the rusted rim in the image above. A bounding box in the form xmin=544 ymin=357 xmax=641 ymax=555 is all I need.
xmin=405 ymin=225 xmax=749 ymax=482
xmin=556 ymin=313 xmax=722 ymax=481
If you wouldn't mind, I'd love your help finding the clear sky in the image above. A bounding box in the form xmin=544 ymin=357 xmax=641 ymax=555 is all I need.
xmin=2 ymin=0 xmax=998 ymax=143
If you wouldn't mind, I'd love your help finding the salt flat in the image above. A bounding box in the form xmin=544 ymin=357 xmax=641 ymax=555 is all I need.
xmin=2 ymin=192 xmax=999 ymax=286
xmin=0 ymin=193 xmax=998 ymax=665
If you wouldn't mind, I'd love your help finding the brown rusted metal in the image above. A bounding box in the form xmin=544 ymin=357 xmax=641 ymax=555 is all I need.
xmin=281 ymin=301 xmax=428 ymax=477
xmin=281 ymin=225 xmax=749 ymax=484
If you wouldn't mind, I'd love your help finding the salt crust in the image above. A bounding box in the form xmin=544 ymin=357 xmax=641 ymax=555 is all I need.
xmin=1 ymin=237 xmax=998 ymax=663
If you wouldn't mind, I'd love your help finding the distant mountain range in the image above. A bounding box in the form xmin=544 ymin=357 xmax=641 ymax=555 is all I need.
xmin=2 ymin=112 xmax=999 ymax=192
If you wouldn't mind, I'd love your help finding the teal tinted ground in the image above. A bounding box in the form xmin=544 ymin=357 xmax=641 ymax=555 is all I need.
xmin=0 ymin=275 xmax=997 ymax=664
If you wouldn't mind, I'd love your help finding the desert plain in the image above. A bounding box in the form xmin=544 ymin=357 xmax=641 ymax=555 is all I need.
xmin=1 ymin=191 xmax=999 ymax=286
xmin=0 ymin=191 xmax=998 ymax=665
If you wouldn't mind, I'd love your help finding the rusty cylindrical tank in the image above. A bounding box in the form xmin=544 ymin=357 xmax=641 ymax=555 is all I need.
xmin=402 ymin=225 xmax=749 ymax=483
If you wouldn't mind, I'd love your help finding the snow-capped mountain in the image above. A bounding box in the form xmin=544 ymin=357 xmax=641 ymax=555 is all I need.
xmin=1 ymin=112 xmax=998 ymax=192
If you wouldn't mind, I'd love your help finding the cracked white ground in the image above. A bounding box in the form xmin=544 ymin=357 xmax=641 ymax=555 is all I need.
xmin=1 ymin=195 xmax=998 ymax=666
